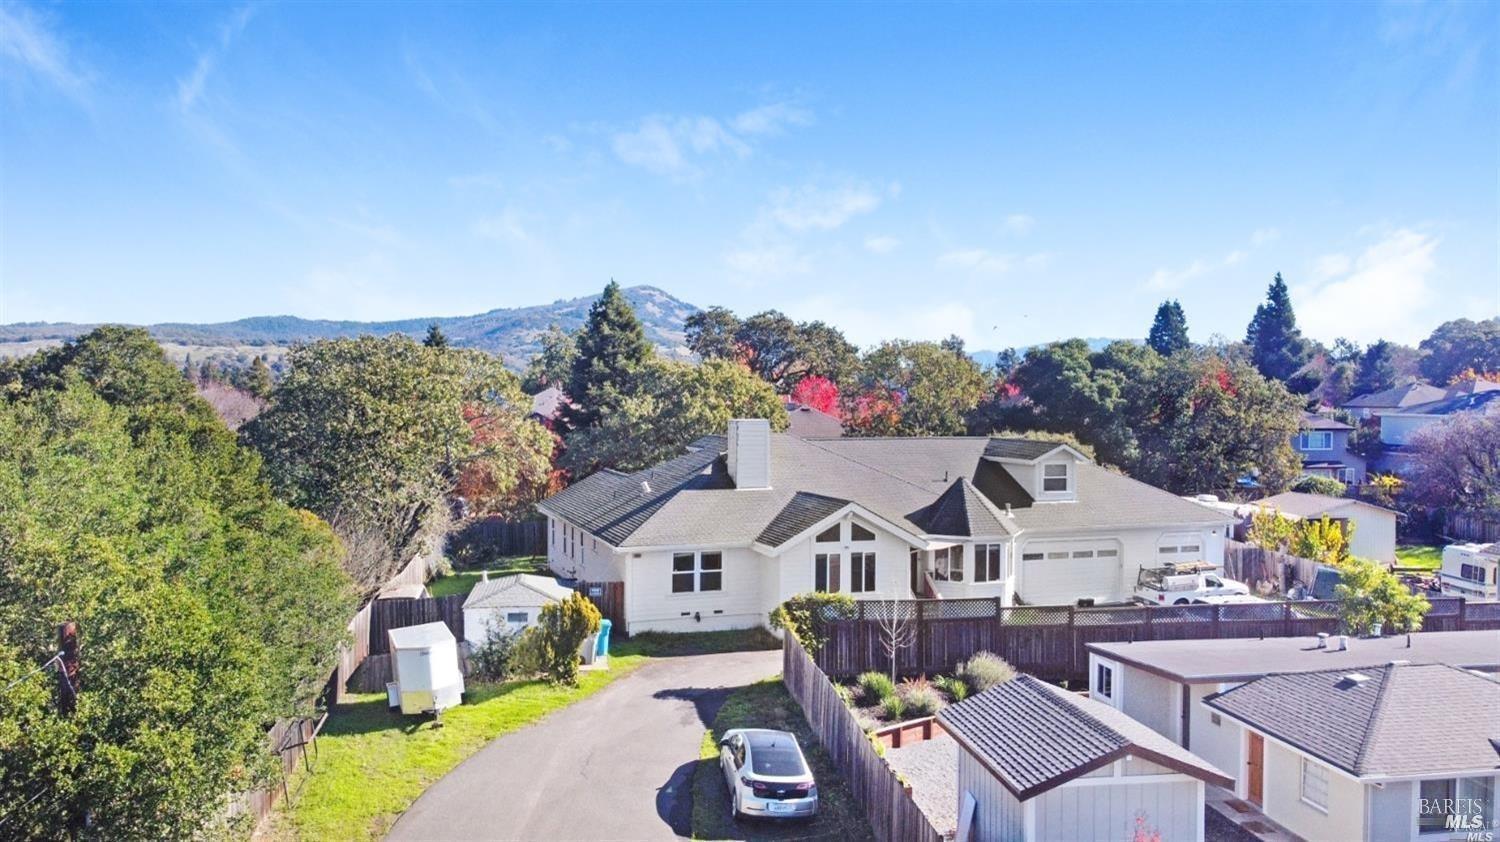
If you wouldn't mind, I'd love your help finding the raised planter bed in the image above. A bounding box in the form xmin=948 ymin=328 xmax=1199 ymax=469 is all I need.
xmin=872 ymin=716 xmax=941 ymax=749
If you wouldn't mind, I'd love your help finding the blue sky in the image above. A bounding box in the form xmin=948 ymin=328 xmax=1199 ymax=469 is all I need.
xmin=1 ymin=1 xmax=1495 ymax=349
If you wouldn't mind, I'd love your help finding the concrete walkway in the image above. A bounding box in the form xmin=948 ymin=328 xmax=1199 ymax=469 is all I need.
xmin=386 ymin=649 xmax=781 ymax=841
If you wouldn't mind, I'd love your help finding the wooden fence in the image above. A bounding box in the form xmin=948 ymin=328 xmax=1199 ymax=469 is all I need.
xmin=1446 ymin=511 xmax=1500 ymax=544
xmin=229 ymin=714 xmax=326 ymax=828
xmin=1222 ymin=539 xmax=1320 ymax=593
xmin=577 ymin=580 xmax=626 ymax=632
xmin=449 ymin=516 xmax=547 ymax=558
xmin=367 ymin=594 xmax=466 ymax=655
xmin=783 ymin=636 xmax=943 ymax=842
xmin=812 ymin=597 xmax=1500 ymax=683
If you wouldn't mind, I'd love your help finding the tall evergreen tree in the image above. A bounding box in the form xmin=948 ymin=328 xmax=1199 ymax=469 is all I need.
xmin=559 ymin=281 xmax=653 ymax=432
xmin=246 ymin=356 xmax=273 ymax=398
xmin=423 ymin=323 xmax=449 ymax=349
xmin=1245 ymin=273 xmax=1310 ymax=381
xmin=1146 ymin=300 xmax=1191 ymax=356
xmin=1354 ymin=339 xmax=1398 ymax=394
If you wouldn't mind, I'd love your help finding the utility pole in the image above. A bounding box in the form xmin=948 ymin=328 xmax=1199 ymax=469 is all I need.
xmin=57 ymin=621 xmax=79 ymax=715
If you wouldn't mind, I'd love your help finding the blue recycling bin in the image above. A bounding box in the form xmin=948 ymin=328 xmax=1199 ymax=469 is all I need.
xmin=595 ymin=619 xmax=612 ymax=658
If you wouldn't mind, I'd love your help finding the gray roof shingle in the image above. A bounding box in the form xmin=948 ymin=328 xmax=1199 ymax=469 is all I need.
xmin=464 ymin=573 xmax=574 ymax=610
xmin=1205 ymin=663 xmax=1500 ymax=778
xmin=938 ymin=675 xmax=1232 ymax=800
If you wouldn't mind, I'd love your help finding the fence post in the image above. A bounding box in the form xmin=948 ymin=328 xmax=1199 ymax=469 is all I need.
xmin=1458 ymin=597 xmax=1467 ymax=631
xmin=915 ymin=601 xmax=928 ymax=675
xmin=1068 ymin=605 xmax=1078 ymax=679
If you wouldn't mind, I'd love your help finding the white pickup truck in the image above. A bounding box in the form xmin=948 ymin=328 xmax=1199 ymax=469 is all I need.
xmin=1134 ymin=563 xmax=1251 ymax=605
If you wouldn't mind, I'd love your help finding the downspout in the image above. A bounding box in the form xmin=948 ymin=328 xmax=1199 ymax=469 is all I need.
xmin=1181 ymin=683 xmax=1192 ymax=749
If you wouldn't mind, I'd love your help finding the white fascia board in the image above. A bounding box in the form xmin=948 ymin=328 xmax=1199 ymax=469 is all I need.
xmin=756 ymin=503 xmax=928 ymax=556
xmin=984 ymin=443 xmax=1092 ymax=466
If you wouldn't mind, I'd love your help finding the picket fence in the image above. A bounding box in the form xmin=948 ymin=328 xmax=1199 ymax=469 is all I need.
xmin=782 ymin=635 xmax=943 ymax=842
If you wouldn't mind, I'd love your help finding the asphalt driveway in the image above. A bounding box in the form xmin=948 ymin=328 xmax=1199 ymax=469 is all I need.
xmin=387 ymin=649 xmax=782 ymax=841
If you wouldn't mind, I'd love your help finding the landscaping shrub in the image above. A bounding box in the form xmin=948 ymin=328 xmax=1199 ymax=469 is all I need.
xmin=856 ymin=671 xmax=896 ymax=706
xmin=897 ymin=677 xmax=944 ymax=717
xmin=933 ymin=675 xmax=969 ymax=702
xmin=833 ymin=682 xmax=855 ymax=708
xmin=516 ymin=592 xmax=601 ymax=686
xmin=958 ymin=651 xmax=1016 ymax=693
xmin=770 ymin=592 xmax=857 ymax=652
xmin=468 ymin=623 xmax=521 ymax=682
xmin=1293 ymin=474 xmax=1347 ymax=497
xmin=880 ymin=694 xmax=908 ymax=722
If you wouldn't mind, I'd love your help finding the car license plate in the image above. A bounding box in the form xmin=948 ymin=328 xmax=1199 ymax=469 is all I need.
xmin=768 ymin=802 xmax=795 ymax=814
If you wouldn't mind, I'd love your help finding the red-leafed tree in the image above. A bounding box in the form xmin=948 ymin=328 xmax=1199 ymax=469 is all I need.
xmin=456 ymin=404 xmax=561 ymax=518
xmin=790 ymin=375 xmax=841 ymax=417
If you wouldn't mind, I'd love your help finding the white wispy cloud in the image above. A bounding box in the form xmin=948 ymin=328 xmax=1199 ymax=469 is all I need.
xmin=1145 ymin=259 xmax=1210 ymax=291
xmin=1223 ymin=249 xmax=1248 ymax=266
xmin=471 ymin=207 xmax=537 ymax=244
xmin=1250 ymin=227 xmax=1281 ymax=246
xmin=611 ymin=101 xmax=812 ymax=180
xmin=864 ymin=235 xmax=900 ymax=254
xmin=724 ymin=243 xmax=812 ymax=276
xmin=0 ymin=1 xmax=89 ymax=99
xmin=1296 ymin=228 xmax=1440 ymax=344
xmin=730 ymin=102 xmax=813 ymax=136
xmin=723 ymin=179 xmax=889 ymax=279
xmin=768 ymin=183 xmax=883 ymax=232
xmin=1002 ymin=213 xmax=1035 ymax=236
xmin=175 ymin=3 xmax=257 ymax=113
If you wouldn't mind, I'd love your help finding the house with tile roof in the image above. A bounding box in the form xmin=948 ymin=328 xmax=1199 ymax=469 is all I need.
xmin=1204 ymin=663 xmax=1500 ymax=842
xmin=536 ymin=419 xmax=1234 ymax=634
xmin=937 ymin=674 xmax=1232 ymax=841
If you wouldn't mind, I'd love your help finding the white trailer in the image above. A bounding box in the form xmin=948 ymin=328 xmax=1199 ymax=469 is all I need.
xmin=387 ymin=621 xmax=465 ymax=715
xmin=1438 ymin=542 xmax=1500 ymax=601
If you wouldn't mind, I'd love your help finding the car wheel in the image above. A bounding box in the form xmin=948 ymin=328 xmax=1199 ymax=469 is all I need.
xmin=1173 ymin=598 xmax=1189 ymax=605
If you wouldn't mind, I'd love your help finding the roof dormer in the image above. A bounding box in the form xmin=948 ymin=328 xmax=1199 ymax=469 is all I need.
xmin=983 ymin=439 xmax=1088 ymax=503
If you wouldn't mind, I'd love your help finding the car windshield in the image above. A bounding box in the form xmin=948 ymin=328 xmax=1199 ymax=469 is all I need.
xmin=751 ymin=746 xmax=806 ymax=776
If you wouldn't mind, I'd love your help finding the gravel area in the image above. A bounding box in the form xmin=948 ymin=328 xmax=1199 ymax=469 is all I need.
xmin=884 ymin=734 xmax=958 ymax=836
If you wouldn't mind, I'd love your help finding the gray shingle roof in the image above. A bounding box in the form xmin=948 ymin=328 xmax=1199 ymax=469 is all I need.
xmin=464 ymin=573 xmax=574 ymax=610
xmin=542 ymin=432 xmax=1228 ymax=549
xmin=938 ymin=675 xmax=1232 ymax=800
xmin=1395 ymin=389 xmax=1500 ymax=417
xmin=1087 ymin=630 xmax=1500 ymax=683
xmin=1205 ymin=663 xmax=1500 ymax=778
xmin=1342 ymin=382 xmax=1448 ymax=409
xmin=983 ymin=439 xmax=1074 ymax=461
xmin=1256 ymin=492 xmax=1395 ymax=519
xmin=756 ymin=492 xmax=852 ymax=547
xmin=915 ymin=478 xmax=1015 ymax=537
xmin=784 ymin=403 xmax=845 ymax=438
xmin=1300 ymin=412 xmax=1352 ymax=431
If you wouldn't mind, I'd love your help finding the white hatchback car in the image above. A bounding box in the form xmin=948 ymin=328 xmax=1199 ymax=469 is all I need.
xmin=718 ymin=728 xmax=819 ymax=821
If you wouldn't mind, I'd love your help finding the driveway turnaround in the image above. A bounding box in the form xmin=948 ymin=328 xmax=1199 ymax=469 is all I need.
xmin=387 ymin=649 xmax=782 ymax=841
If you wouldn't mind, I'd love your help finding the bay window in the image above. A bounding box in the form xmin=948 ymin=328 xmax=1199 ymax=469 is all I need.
xmin=934 ymin=546 xmax=965 ymax=582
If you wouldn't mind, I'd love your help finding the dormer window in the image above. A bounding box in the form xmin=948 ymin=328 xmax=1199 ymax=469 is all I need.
xmin=1043 ymin=463 xmax=1071 ymax=493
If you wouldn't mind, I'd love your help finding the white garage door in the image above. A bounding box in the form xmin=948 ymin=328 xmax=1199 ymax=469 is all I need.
xmin=1018 ymin=542 xmax=1123 ymax=606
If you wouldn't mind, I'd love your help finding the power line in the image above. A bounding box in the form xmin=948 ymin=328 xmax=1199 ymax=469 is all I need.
xmin=1 ymin=653 xmax=62 ymax=696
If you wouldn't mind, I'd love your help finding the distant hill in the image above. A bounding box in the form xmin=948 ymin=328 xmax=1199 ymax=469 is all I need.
xmin=0 ymin=286 xmax=699 ymax=370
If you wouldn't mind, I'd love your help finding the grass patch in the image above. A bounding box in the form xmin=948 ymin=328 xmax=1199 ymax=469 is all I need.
xmin=267 ymin=653 xmax=644 ymax=841
xmin=617 ymin=627 xmax=782 ymax=658
xmin=1396 ymin=545 xmax=1443 ymax=571
xmin=692 ymin=679 xmax=874 ymax=841
xmin=426 ymin=556 xmax=548 ymax=598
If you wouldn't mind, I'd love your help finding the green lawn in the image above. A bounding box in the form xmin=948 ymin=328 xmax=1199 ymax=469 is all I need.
xmin=618 ymin=627 xmax=782 ymax=658
xmin=426 ymin=556 xmax=548 ymax=598
xmin=267 ymin=653 xmax=645 ymax=841
xmin=1396 ymin=544 xmax=1444 ymax=571
xmin=692 ymin=679 xmax=874 ymax=841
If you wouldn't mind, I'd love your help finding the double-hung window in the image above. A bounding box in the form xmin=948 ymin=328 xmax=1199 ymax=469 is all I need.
xmin=1042 ymin=463 xmax=1070 ymax=492
xmin=973 ymin=544 xmax=1004 ymax=582
xmin=671 ymin=551 xmax=723 ymax=593
xmin=850 ymin=552 xmax=876 ymax=593
xmin=1300 ymin=758 xmax=1330 ymax=811
xmin=1094 ymin=663 xmax=1113 ymax=699
xmin=1299 ymin=432 xmax=1333 ymax=451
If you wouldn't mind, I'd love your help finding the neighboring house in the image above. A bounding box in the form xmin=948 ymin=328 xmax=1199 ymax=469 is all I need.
xmin=536 ymin=419 xmax=1234 ymax=634
xmin=1083 ymin=631 xmax=1500 ymax=814
xmin=1205 ymin=664 xmax=1500 ymax=842
xmin=1293 ymin=413 xmax=1366 ymax=484
xmin=937 ymin=674 xmax=1232 ymax=842
xmin=461 ymin=572 xmax=573 ymax=647
xmin=1255 ymin=491 xmax=1398 ymax=562
xmin=1377 ymin=388 xmax=1500 ymax=447
xmin=1340 ymin=382 xmax=1450 ymax=421
xmin=528 ymin=386 xmax=565 ymax=430
xmin=783 ymin=400 xmax=844 ymax=438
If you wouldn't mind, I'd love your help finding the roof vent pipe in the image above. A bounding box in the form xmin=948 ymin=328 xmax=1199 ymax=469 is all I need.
xmin=481 ymin=570 xmax=489 ymax=582
xmin=1005 ymin=503 xmax=1013 ymax=517
xmin=1316 ymin=632 xmax=1329 ymax=649
xmin=640 ymin=480 xmax=652 ymax=495
xmin=1337 ymin=635 xmax=1349 ymax=651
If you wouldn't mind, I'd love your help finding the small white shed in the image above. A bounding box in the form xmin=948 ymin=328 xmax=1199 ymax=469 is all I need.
xmin=387 ymin=622 xmax=464 ymax=715
xmin=462 ymin=573 xmax=574 ymax=647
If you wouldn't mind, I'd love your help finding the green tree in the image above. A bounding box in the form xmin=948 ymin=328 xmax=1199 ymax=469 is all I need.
xmin=684 ymin=306 xmax=743 ymax=361
xmin=1354 ymin=339 xmax=1399 ymax=394
xmin=1418 ymin=317 xmax=1500 ymax=383
xmin=1292 ymin=474 xmax=1347 ymax=497
xmin=559 ymin=281 xmax=653 ymax=432
xmin=795 ymin=320 xmax=860 ymax=386
xmin=1147 ymin=300 xmax=1191 ymax=356
xmin=243 ymin=336 xmax=533 ymax=592
xmin=423 ymin=323 xmax=450 ymax=349
xmin=1245 ymin=273 xmax=1311 ymax=381
xmin=563 ymin=358 xmax=787 ymax=473
xmin=521 ymin=323 xmax=579 ymax=393
xmin=245 ymin=355 xmax=273 ymax=398
xmin=1246 ymin=507 xmax=1297 ymax=552
xmin=517 ymin=592 xmax=601 ymax=686
xmin=1406 ymin=412 xmax=1500 ymax=511
xmin=0 ymin=330 xmax=353 ymax=837
xmin=1335 ymin=558 xmax=1429 ymax=635
xmin=1293 ymin=514 xmax=1353 ymax=566
xmin=845 ymin=340 xmax=988 ymax=436
xmin=996 ymin=339 xmax=1144 ymax=465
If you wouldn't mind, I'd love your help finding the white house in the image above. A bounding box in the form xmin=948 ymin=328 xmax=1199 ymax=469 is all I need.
xmin=1254 ymin=492 xmax=1399 ymax=563
xmin=937 ymin=674 xmax=1232 ymax=842
xmin=1083 ymin=632 xmax=1500 ymax=817
xmin=461 ymin=573 xmax=573 ymax=647
xmin=535 ymin=420 xmax=1235 ymax=634
xmin=1205 ymin=664 xmax=1500 ymax=842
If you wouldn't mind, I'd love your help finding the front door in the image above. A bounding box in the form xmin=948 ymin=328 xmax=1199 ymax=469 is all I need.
xmin=1247 ymin=732 xmax=1265 ymax=805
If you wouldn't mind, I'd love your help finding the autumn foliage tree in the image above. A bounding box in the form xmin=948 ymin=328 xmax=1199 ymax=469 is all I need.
xmin=789 ymin=375 xmax=840 ymax=416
